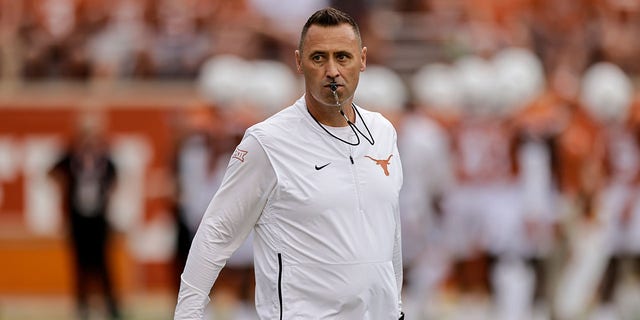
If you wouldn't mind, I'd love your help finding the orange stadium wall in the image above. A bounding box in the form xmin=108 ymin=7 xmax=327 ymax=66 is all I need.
xmin=0 ymin=97 xmax=188 ymax=296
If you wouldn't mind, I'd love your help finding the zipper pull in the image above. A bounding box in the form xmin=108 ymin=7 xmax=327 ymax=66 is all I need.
xmin=349 ymin=155 xmax=354 ymax=164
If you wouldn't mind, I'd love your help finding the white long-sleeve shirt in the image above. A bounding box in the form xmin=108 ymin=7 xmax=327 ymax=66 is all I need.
xmin=175 ymin=96 xmax=404 ymax=319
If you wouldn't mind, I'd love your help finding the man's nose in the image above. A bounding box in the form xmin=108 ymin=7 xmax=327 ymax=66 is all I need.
xmin=325 ymin=59 xmax=340 ymax=79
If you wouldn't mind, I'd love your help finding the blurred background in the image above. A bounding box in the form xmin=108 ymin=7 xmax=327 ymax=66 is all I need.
xmin=3 ymin=0 xmax=640 ymax=319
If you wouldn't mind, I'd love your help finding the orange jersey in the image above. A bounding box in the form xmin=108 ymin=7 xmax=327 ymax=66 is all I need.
xmin=454 ymin=117 xmax=517 ymax=184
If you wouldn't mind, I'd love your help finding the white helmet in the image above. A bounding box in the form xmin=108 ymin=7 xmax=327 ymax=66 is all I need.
xmin=355 ymin=65 xmax=408 ymax=113
xmin=411 ymin=62 xmax=462 ymax=115
xmin=580 ymin=62 xmax=633 ymax=124
xmin=245 ymin=60 xmax=298 ymax=116
xmin=198 ymin=54 xmax=251 ymax=108
xmin=492 ymin=47 xmax=545 ymax=114
xmin=454 ymin=55 xmax=499 ymax=116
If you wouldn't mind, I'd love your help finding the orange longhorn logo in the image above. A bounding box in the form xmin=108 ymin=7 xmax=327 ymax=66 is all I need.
xmin=365 ymin=154 xmax=393 ymax=176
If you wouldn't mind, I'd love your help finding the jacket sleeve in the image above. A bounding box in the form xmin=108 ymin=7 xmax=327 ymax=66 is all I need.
xmin=392 ymin=129 xmax=404 ymax=315
xmin=174 ymin=133 xmax=276 ymax=319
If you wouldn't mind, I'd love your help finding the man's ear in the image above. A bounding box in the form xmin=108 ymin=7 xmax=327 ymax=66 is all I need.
xmin=360 ymin=47 xmax=367 ymax=72
xmin=295 ymin=50 xmax=303 ymax=74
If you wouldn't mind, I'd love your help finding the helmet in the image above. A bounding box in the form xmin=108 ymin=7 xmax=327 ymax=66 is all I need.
xmin=492 ymin=47 xmax=545 ymax=114
xmin=356 ymin=65 xmax=408 ymax=113
xmin=580 ymin=62 xmax=633 ymax=124
xmin=198 ymin=54 xmax=251 ymax=108
xmin=245 ymin=60 xmax=299 ymax=116
xmin=454 ymin=55 xmax=499 ymax=116
xmin=411 ymin=62 xmax=463 ymax=115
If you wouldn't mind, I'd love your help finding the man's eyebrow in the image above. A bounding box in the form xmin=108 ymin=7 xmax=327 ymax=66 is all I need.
xmin=307 ymin=50 xmax=352 ymax=57
xmin=307 ymin=50 xmax=326 ymax=57
xmin=335 ymin=50 xmax=352 ymax=56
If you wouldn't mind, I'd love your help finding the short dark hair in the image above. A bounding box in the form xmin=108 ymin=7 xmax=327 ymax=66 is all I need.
xmin=298 ymin=7 xmax=362 ymax=52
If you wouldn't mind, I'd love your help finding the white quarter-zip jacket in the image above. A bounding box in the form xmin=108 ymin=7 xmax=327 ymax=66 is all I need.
xmin=175 ymin=96 xmax=404 ymax=319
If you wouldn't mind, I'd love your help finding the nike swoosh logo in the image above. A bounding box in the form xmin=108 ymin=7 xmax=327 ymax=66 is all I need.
xmin=315 ymin=163 xmax=331 ymax=170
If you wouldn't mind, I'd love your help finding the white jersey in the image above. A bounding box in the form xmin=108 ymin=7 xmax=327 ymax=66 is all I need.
xmin=175 ymin=96 xmax=404 ymax=319
xmin=398 ymin=115 xmax=453 ymax=263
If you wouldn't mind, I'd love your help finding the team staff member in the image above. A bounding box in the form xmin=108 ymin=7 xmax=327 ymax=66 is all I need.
xmin=49 ymin=118 xmax=121 ymax=320
xmin=175 ymin=7 xmax=404 ymax=320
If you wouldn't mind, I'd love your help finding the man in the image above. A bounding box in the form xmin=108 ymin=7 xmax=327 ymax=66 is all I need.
xmin=175 ymin=7 xmax=404 ymax=320
xmin=49 ymin=116 xmax=121 ymax=320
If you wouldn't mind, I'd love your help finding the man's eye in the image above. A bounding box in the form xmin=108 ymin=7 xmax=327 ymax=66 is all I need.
xmin=337 ymin=55 xmax=349 ymax=61
xmin=312 ymin=55 xmax=323 ymax=62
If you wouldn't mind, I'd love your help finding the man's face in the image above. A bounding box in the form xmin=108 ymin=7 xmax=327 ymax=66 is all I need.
xmin=295 ymin=23 xmax=367 ymax=108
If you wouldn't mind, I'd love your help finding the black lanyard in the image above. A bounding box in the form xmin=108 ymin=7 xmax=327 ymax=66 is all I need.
xmin=307 ymin=103 xmax=375 ymax=146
